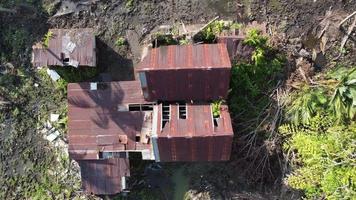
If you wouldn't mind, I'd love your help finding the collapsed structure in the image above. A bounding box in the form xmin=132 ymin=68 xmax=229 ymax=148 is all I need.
xmin=66 ymin=43 xmax=234 ymax=195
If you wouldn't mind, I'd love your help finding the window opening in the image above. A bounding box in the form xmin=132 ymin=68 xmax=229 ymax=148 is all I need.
xmin=213 ymin=118 xmax=219 ymax=127
xmin=135 ymin=135 xmax=141 ymax=142
xmin=178 ymin=102 xmax=187 ymax=119
xmin=162 ymin=103 xmax=170 ymax=129
xmin=128 ymin=104 xmax=154 ymax=111
xmin=99 ymin=151 xmax=127 ymax=159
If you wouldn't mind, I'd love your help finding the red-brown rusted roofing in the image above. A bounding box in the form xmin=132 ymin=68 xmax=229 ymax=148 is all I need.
xmin=154 ymin=103 xmax=233 ymax=161
xmin=67 ymin=81 xmax=153 ymax=160
xmin=79 ymin=158 xmax=130 ymax=195
xmin=156 ymin=104 xmax=233 ymax=137
xmin=32 ymin=28 xmax=96 ymax=67
xmin=136 ymin=44 xmax=232 ymax=101
xmin=137 ymin=43 xmax=231 ymax=70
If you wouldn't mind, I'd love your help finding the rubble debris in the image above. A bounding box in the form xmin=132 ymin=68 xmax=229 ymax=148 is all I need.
xmin=46 ymin=68 xmax=61 ymax=81
xmin=44 ymin=129 xmax=60 ymax=142
xmin=50 ymin=113 xmax=60 ymax=122
xmin=52 ymin=0 xmax=99 ymax=18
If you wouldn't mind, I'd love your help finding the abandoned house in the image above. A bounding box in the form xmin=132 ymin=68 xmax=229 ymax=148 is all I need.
xmin=32 ymin=28 xmax=96 ymax=68
xmin=67 ymin=43 xmax=234 ymax=195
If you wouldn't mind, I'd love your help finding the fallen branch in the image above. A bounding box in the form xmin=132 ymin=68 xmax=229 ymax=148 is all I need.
xmin=335 ymin=15 xmax=356 ymax=60
xmin=338 ymin=11 xmax=356 ymax=28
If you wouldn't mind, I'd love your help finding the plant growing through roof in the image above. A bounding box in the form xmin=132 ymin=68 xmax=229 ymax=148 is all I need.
xmin=179 ymin=38 xmax=189 ymax=45
xmin=212 ymin=100 xmax=223 ymax=118
xmin=42 ymin=30 xmax=53 ymax=48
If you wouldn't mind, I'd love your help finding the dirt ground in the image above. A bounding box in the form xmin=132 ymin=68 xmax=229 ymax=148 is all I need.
xmin=1 ymin=0 xmax=356 ymax=199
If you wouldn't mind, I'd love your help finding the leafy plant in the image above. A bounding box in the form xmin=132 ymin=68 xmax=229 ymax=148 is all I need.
xmin=282 ymin=120 xmax=356 ymax=199
xmin=329 ymin=68 xmax=356 ymax=123
xmin=42 ymin=30 xmax=53 ymax=48
xmin=286 ymin=86 xmax=328 ymax=125
xmin=229 ymin=29 xmax=283 ymax=116
xmin=179 ymin=38 xmax=189 ymax=45
xmin=212 ymin=100 xmax=223 ymax=118
xmin=115 ymin=37 xmax=126 ymax=47
xmin=125 ymin=0 xmax=134 ymax=9
xmin=198 ymin=20 xmax=241 ymax=43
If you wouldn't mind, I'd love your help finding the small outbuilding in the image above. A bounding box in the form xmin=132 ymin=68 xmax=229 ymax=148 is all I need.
xmin=32 ymin=28 xmax=96 ymax=68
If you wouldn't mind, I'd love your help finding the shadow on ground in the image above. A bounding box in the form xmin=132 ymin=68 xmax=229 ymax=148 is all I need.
xmin=96 ymin=38 xmax=134 ymax=81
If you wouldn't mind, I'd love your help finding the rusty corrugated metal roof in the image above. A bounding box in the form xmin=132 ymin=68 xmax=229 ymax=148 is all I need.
xmin=32 ymin=28 xmax=96 ymax=67
xmin=156 ymin=104 xmax=233 ymax=137
xmin=67 ymin=81 xmax=153 ymax=160
xmin=154 ymin=103 xmax=233 ymax=161
xmin=136 ymin=44 xmax=232 ymax=101
xmin=137 ymin=43 xmax=231 ymax=70
xmin=79 ymin=158 xmax=130 ymax=195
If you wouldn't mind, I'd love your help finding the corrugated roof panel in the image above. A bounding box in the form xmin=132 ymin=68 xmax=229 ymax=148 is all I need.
xmin=137 ymin=43 xmax=231 ymax=70
xmin=32 ymin=28 xmax=96 ymax=67
xmin=79 ymin=158 xmax=129 ymax=195
xmin=67 ymin=81 xmax=153 ymax=159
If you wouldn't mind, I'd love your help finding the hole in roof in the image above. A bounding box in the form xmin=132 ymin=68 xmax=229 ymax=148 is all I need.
xmin=161 ymin=103 xmax=170 ymax=129
xmin=97 ymin=82 xmax=109 ymax=90
xmin=135 ymin=135 xmax=140 ymax=142
xmin=178 ymin=102 xmax=187 ymax=119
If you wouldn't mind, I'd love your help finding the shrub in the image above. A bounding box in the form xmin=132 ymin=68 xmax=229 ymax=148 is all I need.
xmin=229 ymin=29 xmax=283 ymax=117
xmin=282 ymin=120 xmax=356 ymax=199
xmin=115 ymin=37 xmax=126 ymax=47
xmin=42 ymin=30 xmax=53 ymax=48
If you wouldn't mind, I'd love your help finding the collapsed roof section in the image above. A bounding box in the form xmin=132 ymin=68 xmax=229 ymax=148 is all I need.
xmin=32 ymin=28 xmax=96 ymax=68
xmin=136 ymin=44 xmax=232 ymax=101
xmin=78 ymin=158 xmax=130 ymax=195
xmin=67 ymin=81 xmax=154 ymax=160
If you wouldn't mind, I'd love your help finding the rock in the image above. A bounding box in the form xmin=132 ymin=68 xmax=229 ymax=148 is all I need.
xmin=46 ymin=69 xmax=61 ymax=81
xmin=298 ymin=49 xmax=310 ymax=58
xmin=45 ymin=130 xmax=60 ymax=142
xmin=313 ymin=51 xmax=327 ymax=70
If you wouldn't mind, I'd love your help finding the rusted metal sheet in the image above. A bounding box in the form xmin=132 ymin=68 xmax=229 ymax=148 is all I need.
xmin=157 ymin=135 xmax=232 ymax=162
xmin=217 ymin=36 xmax=254 ymax=61
xmin=79 ymin=158 xmax=130 ymax=195
xmin=137 ymin=44 xmax=231 ymax=101
xmin=32 ymin=28 xmax=96 ymax=67
xmin=67 ymin=81 xmax=153 ymax=160
xmin=155 ymin=103 xmax=233 ymax=161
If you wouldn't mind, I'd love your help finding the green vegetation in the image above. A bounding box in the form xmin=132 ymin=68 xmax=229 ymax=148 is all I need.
xmin=179 ymin=37 xmax=189 ymax=45
xmin=229 ymin=29 xmax=283 ymax=117
xmin=281 ymin=122 xmax=356 ymax=199
xmin=42 ymin=30 xmax=53 ymax=48
xmin=198 ymin=20 xmax=242 ymax=43
xmin=0 ymin=66 xmax=78 ymax=199
xmin=212 ymin=100 xmax=223 ymax=118
xmin=1 ymin=27 xmax=28 ymax=61
xmin=125 ymin=0 xmax=134 ymax=9
xmin=115 ymin=36 xmax=126 ymax=47
xmin=280 ymin=67 xmax=356 ymax=199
